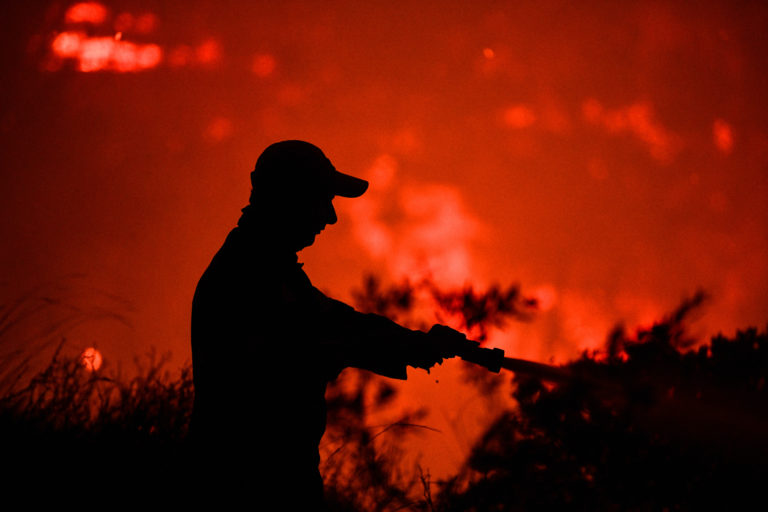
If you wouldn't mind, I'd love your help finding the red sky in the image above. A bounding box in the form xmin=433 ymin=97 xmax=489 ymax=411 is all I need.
xmin=2 ymin=0 xmax=767 ymax=476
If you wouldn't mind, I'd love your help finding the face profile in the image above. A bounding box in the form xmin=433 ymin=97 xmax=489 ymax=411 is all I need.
xmin=242 ymin=140 xmax=365 ymax=252
xmin=289 ymin=191 xmax=338 ymax=251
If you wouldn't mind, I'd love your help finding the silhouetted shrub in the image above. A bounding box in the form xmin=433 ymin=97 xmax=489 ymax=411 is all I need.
xmin=436 ymin=294 xmax=768 ymax=511
xmin=0 ymin=341 xmax=193 ymax=503
xmin=2 ymin=286 xmax=766 ymax=510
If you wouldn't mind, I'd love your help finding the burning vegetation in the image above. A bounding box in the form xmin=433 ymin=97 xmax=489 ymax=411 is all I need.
xmin=1 ymin=281 xmax=766 ymax=509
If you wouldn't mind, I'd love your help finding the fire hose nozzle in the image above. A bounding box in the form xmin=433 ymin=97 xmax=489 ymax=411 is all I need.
xmin=459 ymin=345 xmax=505 ymax=373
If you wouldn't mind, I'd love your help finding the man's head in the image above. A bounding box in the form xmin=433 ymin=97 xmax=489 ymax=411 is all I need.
xmin=245 ymin=140 xmax=368 ymax=251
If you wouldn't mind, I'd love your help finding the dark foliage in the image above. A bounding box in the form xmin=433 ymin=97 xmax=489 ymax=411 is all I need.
xmin=437 ymin=296 xmax=768 ymax=511
xmin=322 ymin=369 xmax=434 ymax=511
xmin=0 ymin=342 xmax=194 ymax=504
xmin=325 ymin=275 xmax=534 ymax=510
xmin=352 ymin=275 xmax=537 ymax=339
xmin=428 ymin=283 xmax=536 ymax=342
xmin=1 ymin=285 xmax=766 ymax=511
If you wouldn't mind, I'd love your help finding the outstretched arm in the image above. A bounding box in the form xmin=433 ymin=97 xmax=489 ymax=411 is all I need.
xmin=307 ymin=287 xmax=469 ymax=379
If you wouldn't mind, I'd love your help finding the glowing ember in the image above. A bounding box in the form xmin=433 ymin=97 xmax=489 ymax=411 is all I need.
xmin=49 ymin=5 xmax=164 ymax=72
xmin=503 ymin=104 xmax=537 ymax=129
xmin=713 ymin=119 xmax=734 ymax=154
xmin=51 ymin=32 xmax=163 ymax=72
xmin=195 ymin=39 xmax=221 ymax=65
xmin=78 ymin=37 xmax=113 ymax=71
xmin=112 ymin=41 xmax=137 ymax=71
xmin=51 ymin=31 xmax=84 ymax=58
xmin=136 ymin=44 xmax=162 ymax=69
xmin=65 ymin=2 xmax=108 ymax=25
xmin=80 ymin=347 xmax=103 ymax=372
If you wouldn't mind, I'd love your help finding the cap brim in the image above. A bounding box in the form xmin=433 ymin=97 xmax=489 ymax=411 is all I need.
xmin=332 ymin=170 xmax=369 ymax=198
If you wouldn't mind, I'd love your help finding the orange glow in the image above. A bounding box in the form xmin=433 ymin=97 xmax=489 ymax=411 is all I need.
xmin=205 ymin=117 xmax=234 ymax=142
xmin=51 ymin=31 xmax=85 ymax=58
xmin=503 ymin=104 xmax=537 ymax=129
xmin=111 ymin=41 xmax=138 ymax=71
xmin=390 ymin=127 xmax=422 ymax=154
xmin=252 ymin=54 xmax=276 ymax=77
xmin=349 ymin=155 xmax=483 ymax=287
xmin=80 ymin=347 xmax=103 ymax=372
xmin=78 ymin=37 xmax=113 ymax=72
xmin=51 ymin=32 xmax=162 ymax=72
xmin=560 ymin=292 xmax=613 ymax=355
xmin=532 ymin=284 xmax=557 ymax=312
xmin=8 ymin=0 xmax=768 ymax=488
xmin=582 ymin=98 xmax=678 ymax=162
xmin=195 ymin=39 xmax=221 ymax=65
xmin=713 ymin=119 xmax=734 ymax=154
xmin=136 ymin=45 xmax=162 ymax=69
xmin=65 ymin=2 xmax=108 ymax=25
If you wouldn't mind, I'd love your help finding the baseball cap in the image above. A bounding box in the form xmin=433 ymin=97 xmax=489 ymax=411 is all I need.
xmin=250 ymin=140 xmax=368 ymax=198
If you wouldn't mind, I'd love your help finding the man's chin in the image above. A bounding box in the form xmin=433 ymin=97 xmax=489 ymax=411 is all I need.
xmin=296 ymin=233 xmax=317 ymax=251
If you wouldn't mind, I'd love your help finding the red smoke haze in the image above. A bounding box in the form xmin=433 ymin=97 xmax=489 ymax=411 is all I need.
xmin=2 ymin=0 xmax=768 ymax=479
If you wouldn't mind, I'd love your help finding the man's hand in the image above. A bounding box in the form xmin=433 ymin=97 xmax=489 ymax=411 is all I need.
xmin=408 ymin=324 xmax=476 ymax=372
xmin=429 ymin=324 xmax=505 ymax=373
xmin=427 ymin=324 xmax=477 ymax=359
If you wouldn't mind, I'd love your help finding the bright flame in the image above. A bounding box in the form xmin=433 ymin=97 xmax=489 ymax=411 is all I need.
xmin=51 ymin=31 xmax=85 ymax=58
xmin=78 ymin=37 xmax=113 ymax=71
xmin=65 ymin=2 xmax=108 ymax=25
xmin=137 ymin=45 xmax=162 ymax=69
xmin=349 ymin=155 xmax=483 ymax=286
xmin=80 ymin=347 xmax=103 ymax=372
xmin=51 ymin=32 xmax=162 ymax=72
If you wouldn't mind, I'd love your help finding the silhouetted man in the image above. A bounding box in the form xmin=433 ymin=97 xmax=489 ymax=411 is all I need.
xmin=191 ymin=140 xmax=464 ymax=508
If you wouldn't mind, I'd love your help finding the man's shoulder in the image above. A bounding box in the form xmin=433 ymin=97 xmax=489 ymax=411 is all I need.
xmin=196 ymin=228 xmax=306 ymax=295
